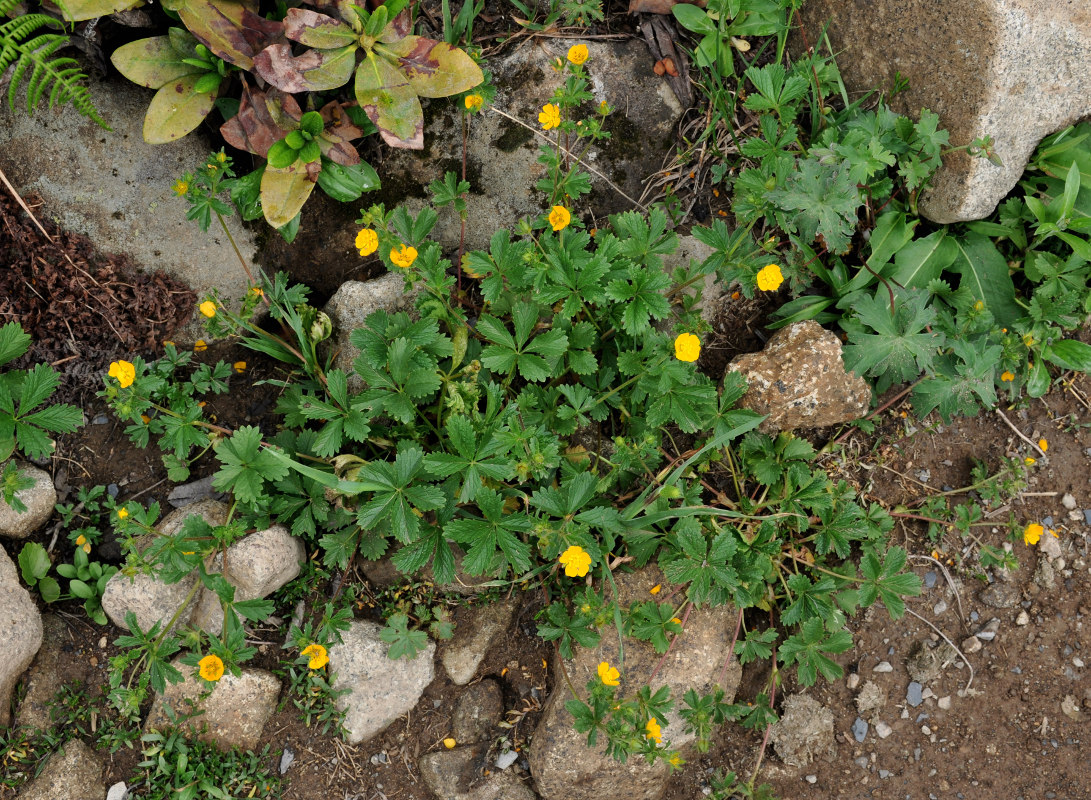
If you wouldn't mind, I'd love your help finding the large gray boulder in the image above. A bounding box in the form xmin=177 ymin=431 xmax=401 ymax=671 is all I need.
xmin=527 ymin=565 xmax=742 ymax=800
xmin=796 ymin=0 xmax=1091 ymax=223
xmin=0 ymin=544 xmax=43 ymax=727
xmin=0 ymin=462 xmax=56 ymax=539
xmin=441 ymin=599 xmax=516 ymax=686
xmin=17 ymin=739 xmax=103 ymax=800
xmin=329 ymin=620 xmax=435 ymax=745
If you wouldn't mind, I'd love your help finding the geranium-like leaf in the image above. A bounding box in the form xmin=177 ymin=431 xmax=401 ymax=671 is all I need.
xmin=261 ymin=161 xmax=320 ymax=228
xmin=143 ymin=73 xmax=217 ymax=144
xmin=111 ymin=36 xmax=197 ymax=89
xmin=378 ymin=35 xmax=483 ymax=98
xmin=220 ymin=81 xmax=300 ymax=158
xmin=355 ymin=50 xmax=423 ymax=149
xmin=60 ymin=0 xmax=143 ymax=22
xmin=253 ymin=43 xmax=356 ymax=92
xmin=283 ymin=7 xmax=357 ymax=48
xmin=177 ymin=0 xmax=284 ymax=70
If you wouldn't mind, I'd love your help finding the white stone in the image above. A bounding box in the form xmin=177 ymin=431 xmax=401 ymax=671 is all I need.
xmin=0 ymin=462 xmax=56 ymax=539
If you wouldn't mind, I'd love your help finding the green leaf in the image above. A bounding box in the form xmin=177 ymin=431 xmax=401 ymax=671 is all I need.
xmin=911 ymin=341 xmax=1001 ymax=422
xmin=671 ymin=3 xmax=715 ymax=34
xmin=212 ymin=426 xmax=290 ymax=504
xmin=380 ymin=612 xmax=430 ymax=659
xmin=59 ymin=0 xmax=143 ymax=22
xmin=858 ymin=545 xmax=921 ymax=619
xmin=842 ymin=289 xmax=941 ymax=391
xmin=604 ymin=264 xmax=672 ymax=335
xmin=767 ymin=158 xmax=861 ymax=254
xmin=143 ymin=73 xmax=217 ymax=144
xmin=949 ymin=233 xmax=1021 ymax=326
xmin=888 ymin=229 xmax=957 ymax=289
xmin=0 ymin=322 xmax=31 ymax=366
xmin=18 ymin=542 xmax=51 ymax=583
xmin=317 ymin=158 xmax=381 ymax=202
xmin=865 ymin=211 xmax=916 ymax=273
xmin=1044 ymin=339 xmax=1091 ymax=372
xmin=283 ymin=8 xmax=358 ymax=49
xmin=778 ymin=617 xmax=852 ymax=686
xmin=355 ymin=49 xmax=424 ymax=149
xmin=111 ymin=36 xmax=199 ymax=89
xmin=38 ymin=576 xmax=61 ymax=604
xmin=261 ymin=162 xmax=319 ymax=229
xmin=17 ymin=363 xmax=61 ymax=415
xmin=379 ymin=35 xmax=484 ymax=98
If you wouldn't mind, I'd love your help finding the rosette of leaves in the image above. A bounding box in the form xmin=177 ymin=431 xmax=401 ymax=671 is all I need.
xmin=252 ymin=0 xmax=483 ymax=148
xmin=220 ymin=81 xmax=372 ymax=227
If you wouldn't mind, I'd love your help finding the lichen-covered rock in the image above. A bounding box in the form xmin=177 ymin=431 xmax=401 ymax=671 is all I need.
xmin=17 ymin=739 xmax=103 ymax=800
xmin=189 ymin=525 xmax=304 ymax=635
xmin=441 ymin=600 xmax=516 ymax=686
xmin=727 ymin=320 xmax=871 ymax=432
xmin=102 ymin=500 xmax=229 ymax=633
xmin=145 ymin=658 xmax=280 ymax=750
xmin=796 ymin=0 xmax=1091 ymax=223
xmin=527 ymin=565 xmax=741 ymax=800
xmin=329 ymin=620 xmax=435 ymax=745
xmin=0 ymin=544 xmax=43 ymax=727
xmin=324 ymin=275 xmax=414 ymax=388
xmin=769 ymin=693 xmax=836 ymax=768
xmin=0 ymin=462 xmax=56 ymax=539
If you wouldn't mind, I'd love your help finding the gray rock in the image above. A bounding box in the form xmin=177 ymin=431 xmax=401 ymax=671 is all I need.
xmin=960 ymin=636 xmax=983 ymax=654
xmin=279 ymin=747 xmax=295 ymax=775
xmin=528 ymin=565 xmax=741 ymax=800
xmin=106 ymin=783 xmax=129 ymax=800
xmin=726 ymin=320 xmax=871 ymax=432
xmin=166 ymin=476 xmax=219 ymax=508
xmin=1039 ymin=530 xmax=1063 ymax=560
xmin=189 ymin=525 xmax=304 ymax=635
xmin=452 ymin=678 xmax=504 ymax=744
xmin=1033 ymin=557 xmax=1056 ymax=590
xmin=102 ymin=500 xmax=229 ymax=633
xmin=851 ymin=717 xmax=868 ymax=743
xmin=0 ymin=76 xmax=259 ymax=338
xmin=14 ymin=614 xmax=71 ymax=731
xmin=1062 ymin=493 xmax=1077 ymax=510
xmin=381 ymin=39 xmax=682 ymax=253
xmin=772 ymin=694 xmax=837 ymax=766
xmin=420 ymin=745 xmax=536 ymax=800
xmin=0 ymin=544 xmax=43 ymax=727
xmin=145 ymin=657 xmax=280 ymax=750
xmin=906 ymin=681 xmax=924 ymax=707
xmin=797 ymin=0 xmax=1091 ymax=223
xmin=0 ymin=462 xmax=56 ymax=539
xmin=874 ymin=720 xmax=893 ymax=739
xmin=17 ymin=739 xmax=103 ymax=800
xmin=979 ymin=580 xmax=1022 ymax=609
xmin=664 ymin=235 xmax=720 ymax=323
xmin=330 ymin=620 xmax=436 ymax=745
xmin=855 ymin=680 xmax=885 ymax=718
xmin=323 ymin=275 xmax=415 ymax=389
xmin=872 ymin=661 xmax=893 ymax=673
xmin=442 ymin=600 xmax=516 ymax=686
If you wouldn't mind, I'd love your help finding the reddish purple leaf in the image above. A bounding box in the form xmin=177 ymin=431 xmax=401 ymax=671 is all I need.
xmin=284 ymin=7 xmax=357 ymax=48
xmin=253 ymin=42 xmax=356 ymax=92
xmin=219 ymin=81 xmax=300 ymax=158
xmin=178 ymin=0 xmax=284 ymax=70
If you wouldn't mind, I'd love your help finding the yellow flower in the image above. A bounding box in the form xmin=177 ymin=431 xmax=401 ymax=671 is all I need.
xmin=597 ymin=661 xmax=620 ymax=686
xmin=645 ymin=717 xmax=663 ymax=744
xmin=75 ymin=535 xmax=87 ymax=546
xmin=1023 ymin=333 xmax=1035 ymax=347
xmin=598 ymin=100 xmax=610 ymax=115
xmin=668 ymin=753 xmax=683 ymax=768
xmin=464 ymin=94 xmax=483 ymax=111
xmin=674 ymin=333 xmax=701 ymax=362
xmin=215 ymin=151 xmax=227 ymax=164
xmin=233 ymin=361 xmax=247 ymax=374
xmin=117 ymin=507 xmax=129 ymax=520
xmin=1001 ymin=370 xmax=1015 ymax=382
xmin=390 ymin=244 xmax=418 ymax=268
xmin=356 ymin=228 xmax=379 ymax=257
xmin=172 ymin=179 xmax=189 ymax=197
xmin=198 ymin=654 xmax=225 ymax=682
xmin=1025 ymin=457 xmax=1036 ymax=466
xmin=567 ymin=44 xmax=589 ymax=65
xmin=82 ymin=543 xmax=91 ymax=554
xmin=649 ymin=584 xmax=661 ymax=595
xmin=301 ymin=643 xmax=329 ymax=670
xmin=443 ymin=737 xmax=457 ymax=749
xmin=756 ymin=263 xmax=784 ymax=292
xmin=559 ymin=544 xmax=591 ymax=577
xmin=194 ymin=340 xmax=208 ymax=352
xmin=539 ymin=103 xmax=561 ymax=130
xmin=108 ymin=360 xmax=136 ymax=389
xmin=199 ymin=300 xmax=217 ymax=318
xmin=1038 ymin=438 xmax=1048 ymax=452
xmin=973 ymin=300 xmax=984 ymax=311
xmin=1023 ymin=523 xmax=1044 ymax=546
xmin=248 ymin=287 xmax=263 ymax=297
xmin=670 ymin=617 xmax=682 ymax=626
xmin=549 ymin=205 xmax=571 ymax=232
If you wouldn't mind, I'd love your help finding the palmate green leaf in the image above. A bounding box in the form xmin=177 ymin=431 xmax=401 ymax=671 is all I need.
xmin=842 ymin=288 xmax=941 ymax=392
xmin=609 ymin=208 xmax=678 ymax=270
xmin=604 ymin=263 xmax=671 ymax=335
xmin=661 ymin=528 xmax=738 ymax=606
xmin=858 ymin=545 xmax=921 ymax=619
xmin=423 ymin=415 xmax=513 ymax=503
xmin=778 ymin=617 xmax=853 ymax=686
xmin=380 ymin=612 xmax=430 ymax=660
xmin=735 ymin=628 xmax=778 ymax=665
xmin=16 ymin=363 xmax=60 ymax=415
xmin=538 ymin=601 xmax=600 ymax=659
xmin=646 ymin=380 xmax=717 ymax=433
xmin=212 ymin=426 xmax=290 ymax=504
xmin=627 ymin=601 xmax=683 ymax=654
xmin=391 ymin=522 xmax=455 ymax=582
xmin=767 ymin=158 xmax=860 ymax=254
xmin=354 ymin=446 xmax=444 ymax=544
xmin=911 ymin=340 xmax=1001 ymax=422
xmin=781 ymin=573 xmax=837 ymax=627
xmin=444 ymin=488 xmax=532 ymax=575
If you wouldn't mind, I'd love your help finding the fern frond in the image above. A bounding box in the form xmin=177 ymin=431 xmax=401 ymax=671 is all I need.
xmin=0 ymin=5 xmax=109 ymax=129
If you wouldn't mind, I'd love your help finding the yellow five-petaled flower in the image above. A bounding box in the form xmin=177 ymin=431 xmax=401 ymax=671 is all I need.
xmin=390 ymin=244 xmax=418 ymax=268
xmin=356 ymin=228 xmax=379 ymax=257
xmin=199 ymin=300 xmax=217 ymax=318
xmin=645 ymin=717 xmax=663 ymax=744
xmin=558 ymin=544 xmax=591 ymax=577
xmin=597 ymin=660 xmax=620 ymax=686
xmin=198 ymin=654 xmax=224 ymax=682
xmin=1000 ymin=370 xmax=1015 ymax=382
xmin=172 ymin=179 xmax=189 ymax=197
xmin=567 ymin=44 xmax=589 ymax=65
xmin=549 ymin=205 xmax=571 ymax=232
xmin=464 ymin=93 xmax=484 ymax=111
xmin=674 ymin=333 xmax=701 ymax=362
xmin=756 ymin=263 xmax=784 ymax=292
xmin=539 ymin=103 xmax=561 ymax=131
xmin=117 ymin=507 xmax=129 ymax=520
xmin=301 ymin=643 xmax=329 ymax=670
xmin=1023 ymin=523 xmax=1044 ymax=546
xmin=108 ymin=360 xmax=136 ymax=389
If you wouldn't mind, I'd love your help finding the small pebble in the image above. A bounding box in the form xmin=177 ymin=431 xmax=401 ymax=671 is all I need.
xmin=106 ymin=784 xmax=128 ymax=800
xmin=279 ymin=748 xmax=295 ymax=774
xmin=875 ymin=721 xmax=893 ymax=739
xmin=847 ymin=673 xmax=860 ymax=690
xmin=1016 ymin=610 xmax=1030 ymax=626
xmin=933 ymin=600 xmax=948 ymax=616
xmin=879 ymin=769 xmax=892 ymax=779
xmin=938 ymin=696 xmax=952 ymax=710
xmin=805 ymin=775 xmax=817 ymax=784
xmin=854 ymin=756 xmax=870 ymax=769
xmin=107 ymin=483 xmax=119 ymax=498
xmin=92 ymin=414 xmax=109 ymax=425
xmin=852 ymin=718 xmax=869 ymax=742
xmin=1084 ymin=509 xmax=1091 ymax=526
xmin=907 ymin=682 xmax=924 ymax=707
xmin=1075 ymin=658 xmax=1085 ymax=668
xmin=924 ymin=571 xmax=937 ymax=589
xmin=496 ymin=750 xmax=519 ymax=770
xmin=970 ymin=611 xmax=979 ymax=622
xmin=921 ymin=725 xmax=932 ymax=735
xmin=961 ymin=636 xmax=983 ymax=654
xmin=1063 ymin=493 xmax=1077 ymax=510
xmin=1043 ymin=516 xmax=1054 ymax=528
xmin=873 ymin=661 xmax=894 ymax=673
xmin=976 ymin=618 xmax=1000 ymax=640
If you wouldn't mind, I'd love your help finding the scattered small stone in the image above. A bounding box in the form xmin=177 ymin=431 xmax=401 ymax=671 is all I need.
xmin=924 ymin=571 xmax=937 ymax=589
xmin=852 ymin=718 xmax=869 ymax=742
xmin=770 ymin=693 xmax=836 ymax=767
xmin=805 ymin=775 xmax=818 ymax=784
xmin=1063 ymin=493 xmax=1077 ymax=510
xmin=976 ymin=618 xmax=1000 ymax=641
xmin=1016 ymin=610 xmax=1030 ymax=626
xmin=370 ymin=752 xmax=389 ymax=765
xmin=873 ymin=661 xmax=894 ymax=673
xmin=1083 ymin=509 xmax=1091 ymax=526
xmin=1061 ymin=695 xmax=1082 ymax=720
xmin=496 ymin=749 xmax=519 ymax=770
xmin=907 ymin=682 xmax=924 ymax=707
xmin=879 ymin=769 xmax=892 ymax=779
xmin=915 ymin=712 xmax=929 ymax=724
xmin=1040 ymin=532 xmax=1063 ymax=560
xmin=875 ymin=721 xmax=893 ymax=739
xmin=1034 ymin=558 xmax=1057 ymax=590
xmin=1074 ymin=658 xmax=1085 ymax=668
xmin=106 ymin=783 xmax=129 ymax=800
xmin=279 ymin=748 xmax=294 ymax=775
xmin=921 ymin=687 xmax=935 ymax=700
xmin=970 ymin=611 xmax=979 ymax=622
xmin=92 ymin=414 xmax=109 ymax=424
xmin=1043 ymin=515 xmax=1054 ymax=528
xmin=921 ymin=724 xmax=933 ymax=735
xmin=106 ymin=483 xmax=119 ymax=498
xmin=854 ymin=756 xmax=869 ymax=769
xmin=979 ymin=581 xmax=1021 ymax=609
xmin=856 ymin=681 xmax=886 ymax=717
xmin=938 ymin=696 xmax=952 ymax=710
xmin=846 ymin=673 xmax=860 ymax=690
xmin=916 ymin=469 xmax=931 ymax=483
xmin=961 ymin=636 xmax=983 ymax=654
xmin=933 ymin=600 xmax=948 ymax=616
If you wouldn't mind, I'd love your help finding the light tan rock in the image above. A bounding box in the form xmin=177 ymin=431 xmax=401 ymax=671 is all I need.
xmin=0 ymin=545 xmax=43 ymax=727
xmin=17 ymin=739 xmax=103 ymax=800
xmin=441 ymin=600 xmax=516 ymax=686
xmin=0 ymin=462 xmax=56 ymax=539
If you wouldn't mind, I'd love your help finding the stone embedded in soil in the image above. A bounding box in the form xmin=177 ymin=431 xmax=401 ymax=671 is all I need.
xmin=102 ymin=500 xmax=229 ymax=634
xmin=0 ymin=462 xmax=57 ymax=539
xmin=726 ymin=320 xmax=872 ymax=432
xmin=978 ymin=579 xmax=1022 ymax=609
xmin=855 ymin=680 xmax=886 ymax=718
xmin=17 ymin=739 xmax=103 ymax=800
xmin=771 ymin=694 xmax=838 ymax=766
xmin=851 ymin=717 xmax=869 ymax=743
xmin=873 ymin=661 xmax=894 ymax=673
xmin=907 ymin=681 xmax=924 ymax=707
xmin=796 ymin=0 xmax=1091 ymax=223
xmin=528 ymin=565 xmax=741 ymax=800
xmin=442 ymin=600 xmax=517 ymax=686
xmin=14 ymin=614 xmax=71 ymax=731
xmin=419 ymin=744 xmax=536 ymax=800
xmin=189 ymin=524 xmax=304 ymax=635
xmin=875 ymin=720 xmax=893 ymax=739
xmin=323 ymin=275 xmax=416 ymax=391
xmin=329 ymin=620 xmax=436 ymax=745
xmin=452 ymin=678 xmax=504 ymax=744
xmin=0 ymin=544 xmax=43 ymax=727
xmin=1039 ymin=531 xmax=1063 ymax=560
xmin=144 ymin=657 xmax=280 ymax=751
